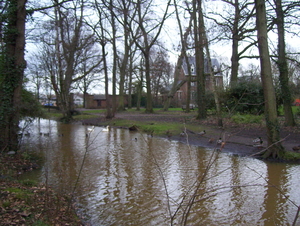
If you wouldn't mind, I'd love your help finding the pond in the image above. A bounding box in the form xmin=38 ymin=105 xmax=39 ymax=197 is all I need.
xmin=21 ymin=119 xmax=300 ymax=225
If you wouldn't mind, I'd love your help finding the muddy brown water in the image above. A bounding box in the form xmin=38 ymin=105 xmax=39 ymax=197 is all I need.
xmin=21 ymin=119 xmax=300 ymax=225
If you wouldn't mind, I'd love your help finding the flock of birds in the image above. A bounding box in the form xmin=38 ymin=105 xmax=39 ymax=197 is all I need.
xmin=19 ymin=125 xmax=110 ymax=138
xmin=178 ymin=129 xmax=265 ymax=151
xmin=19 ymin=125 xmax=300 ymax=152
xmin=86 ymin=125 xmax=110 ymax=137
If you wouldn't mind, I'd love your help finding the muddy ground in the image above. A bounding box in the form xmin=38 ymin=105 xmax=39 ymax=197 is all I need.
xmin=78 ymin=110 xmax=300 ymax=160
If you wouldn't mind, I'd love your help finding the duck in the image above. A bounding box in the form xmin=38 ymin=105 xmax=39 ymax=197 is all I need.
xmin=43 ymin=133 xmax=49 ymax=136
xmin=220 ymin=141 xmax=226 ymax=149
xmin=198 ymin=130 xmax=206 ymax=136
xmin=208 ymin=138 xmax=214 ymax=143
xmin=253 ymin=137 xmax=263 ymax=147
xmin=180 ymin=131 xmax=185 ymax=137
xmin=102 ymin=125 xmax=109 ymax=132
xmin=166 ymin=130 xmax=172 ymax=138
xmin=217 ymin=138 xmax=222 ymax=145
xmin=292 ymin=146 xmax=300 ymax=151
xmin=148 ymin=130 xmax=154 ymax=137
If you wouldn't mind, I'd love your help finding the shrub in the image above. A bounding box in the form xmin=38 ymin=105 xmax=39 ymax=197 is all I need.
xmin=231 ymin=113 xmax=263 ymax=124
xmin=20 ymin=89 xmax=44 ymax=119
xmin=224 ymin=81 xmax=264 ymax=114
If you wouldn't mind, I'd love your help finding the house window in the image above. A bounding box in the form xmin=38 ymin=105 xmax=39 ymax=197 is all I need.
xmin=191 ymin=64 xmax=195 ymax=73
xmin=177 ymin=91 xmax=182 ymax=100
xmin=191 ymin=82 xmax=196 ymax=87
xmin=191 ymin=91 xmax=196 ymax=100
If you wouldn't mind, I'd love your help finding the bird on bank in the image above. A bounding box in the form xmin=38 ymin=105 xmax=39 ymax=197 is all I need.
xmin=180 ymin=131 xmax=186 ymax=137
xmin=148 ymin=130 xmax=154 ymax=137
xmin=292 ymin=145 xmax=300 ymax=151
xmin=166 ymin=130 xmax=172 ymax=138
xmin=220 ymin=141 xmax=226 ymax=149
xmin=253 ymin=137 xmax=263 ymax=147
xmin=198 ymin=130 xmax=206 ymax=136
xmin=217 ymin=138 xmax=223 ymax=145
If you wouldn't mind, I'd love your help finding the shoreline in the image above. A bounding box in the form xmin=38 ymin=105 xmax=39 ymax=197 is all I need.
xmin=77 ymin=110 xmax=300 ymax=163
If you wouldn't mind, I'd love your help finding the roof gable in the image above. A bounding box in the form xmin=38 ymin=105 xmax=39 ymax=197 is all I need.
xmin=182 ymin=56 xmax=221 ymax=75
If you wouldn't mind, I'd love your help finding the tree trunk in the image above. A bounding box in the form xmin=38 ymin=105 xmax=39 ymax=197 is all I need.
xmin=128 ymin=53 xmax=133 ymax=109
xmin=230 ymin=0 xmax=240 ymax=86
xmin=200 ymin=6 xmax=223 ymax=127
xmin=0 ymin=0 xmax=27 ymax=151
xmin=136 ymin=61 xmax=144 ymax=111
xmin=110 ymin=0 xmax=117 ymax=116
xmin=195 ymin=0 xmax=206 ymax=119
xmin=255 ymin=0 xmax=284 ymax=158
xmin=144 ymin=51 xmax=153 ymax=113
xmin=101 ymin=42 xmax=113 ymax=119
xmin=275 ymin=0 xmax=295 ymax=126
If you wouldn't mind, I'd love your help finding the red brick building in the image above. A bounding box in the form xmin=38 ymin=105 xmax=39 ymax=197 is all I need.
xmin=84 ymin=94 xmax=128 ymax=109
xmin=174 ymin=56 xmax=223 ymax=107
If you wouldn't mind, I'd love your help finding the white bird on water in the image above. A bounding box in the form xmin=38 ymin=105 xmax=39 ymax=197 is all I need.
xmin=87 ymin=126 xmax=95 ymax=133
xmin=102 ymin=125 xmax=109 ymax=132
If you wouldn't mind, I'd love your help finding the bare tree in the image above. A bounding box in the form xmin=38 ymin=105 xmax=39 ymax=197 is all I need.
xmin=131 ymin=0 xmax=172 ymax=113
xmin=163 ymin=0 xmax=192 ymax=111
xmin=274 ymin=0 xmax=296 ymax=126
xmin=150 ymin=48 xmax=173 ymax=106
xmin=255 ymin=0 xmax=284 ymax=158
xmin=26 ymin=55 xmax=45 ymax=100
xmin=200 ymin=1 xmax=223 ymax=127
xmin=43 ymin=0 xmax=102 ymax=121
xmin=193 ymin=0 xmax=207 ymax=119
xmin=74 ymin=45 xmax=103 ymax=108
xmin=91 ymin=0 xmax=114 ymax=118
xmin=207 ymin=0 xmax=257 ymax=86
xmin=109 ymin=0 xmax=138 ymax=111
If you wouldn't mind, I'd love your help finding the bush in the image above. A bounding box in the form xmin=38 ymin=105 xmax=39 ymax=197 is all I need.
xmin=224 ymin=81 xmax=264 ymax=114
xmin=20 ymin=89 xmax=44 ymax=119
xmin=231 ymin=113 xmax=263 ymax=124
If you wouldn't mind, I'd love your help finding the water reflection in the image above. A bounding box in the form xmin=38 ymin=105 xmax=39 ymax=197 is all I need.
xmin=22 ymin=119 xmax=300 ymax=226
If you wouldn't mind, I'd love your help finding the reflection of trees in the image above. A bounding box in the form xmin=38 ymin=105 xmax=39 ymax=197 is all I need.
xmin=55 ymin=123 xmax=79 ymax=194
xmin=34 ymin=124 xmax=300 ymax=225
xmin=261 ymin=163 xmax=289 ymax=225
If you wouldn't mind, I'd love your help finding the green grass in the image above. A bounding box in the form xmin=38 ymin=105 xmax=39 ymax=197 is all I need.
xmin=278 ymin=105 xmax=300 ymax=116
xmin=231 ymin=113 xmax=263 ymax=124
xmin=281 ymin=151 xmax=300 ymax=161
xmin=20 ymin=179 xmax=38 ymax=187
xmin=73 ymin=114 xmax=99 ymax=120
xmin=81 ymin=109 xmax=106 ymax=114
xmin=111 ymin=118 xmax=204 ymax=136
xmin=4 ymin=187 xmax=34 ymax=205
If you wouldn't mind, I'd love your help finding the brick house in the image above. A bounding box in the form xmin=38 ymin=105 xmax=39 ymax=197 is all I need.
xmin=84 ymin=94 xmax=128 ymax=109
xmin=174 ymin=56 xmax=223 ymax=107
